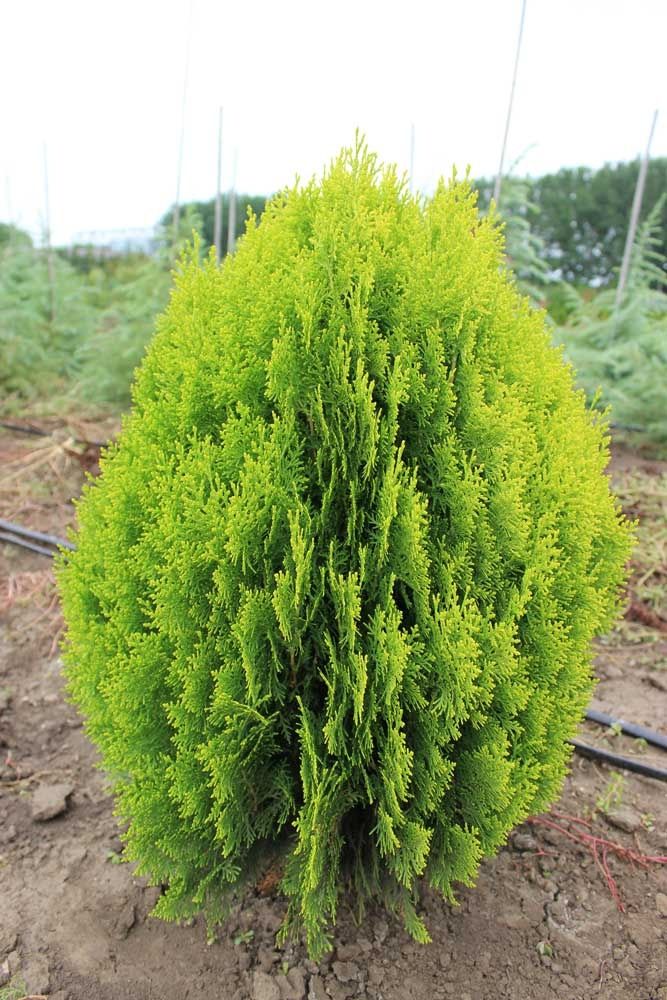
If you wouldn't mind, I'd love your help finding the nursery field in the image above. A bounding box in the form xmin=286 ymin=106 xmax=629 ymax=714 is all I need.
xmin=0 ymin=420 xmax=666 ymax=1000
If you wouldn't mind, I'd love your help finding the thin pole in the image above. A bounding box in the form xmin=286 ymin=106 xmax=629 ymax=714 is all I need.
xmin=493 ymin=0 xmax=527 ymax=207
xmin=409 ymin=123 xmax=415 ymax=193
xmin=226 ymin=149 xmax=238 ymax=256
xmin=615 ymin=109 xmax=659 ymax=309
xmin=214 ymin=107 xmax=224 ymax=263
xmin=5 ymin=176 xmax=12 ymax=223
xmin=5 ymin=176 xmax=13 ymax=247
xmin=172 ymin=0 xmax=194 ymax=247
xmin=42 ymin=144 xmax=56 ymax=325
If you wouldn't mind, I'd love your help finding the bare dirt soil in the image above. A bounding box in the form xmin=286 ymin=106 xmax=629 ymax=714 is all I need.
xmin=1 ymin=426 xmax=666 ymax=1000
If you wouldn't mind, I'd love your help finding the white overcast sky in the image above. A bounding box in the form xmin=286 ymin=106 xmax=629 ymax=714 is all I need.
xmin=2 ymin=0 xmax=665 ymax=245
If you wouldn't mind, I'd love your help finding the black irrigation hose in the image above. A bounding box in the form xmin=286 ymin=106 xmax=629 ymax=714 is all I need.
xmin=0 ymin=419 xmax=107 ymax=449
xmin=610 ymin=421 xmax=649 ymax=434
xmin=585 ymin=707 xmax=667 ymax=752
xmin=0 ymin=530 xmax=59 ymax=559
xmin=570 ymin=738 xmax=667 ymax=782
xmin=0 ymin=519 xmax=74 ymax=558
xmin=0 ymin=518 xmax=75 ymax=552
xmin=0 ymin=420 xmax=48 ymax=438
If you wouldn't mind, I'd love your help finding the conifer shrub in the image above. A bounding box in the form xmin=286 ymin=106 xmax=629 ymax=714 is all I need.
xmin=58 ymin=142 xmax=632 ymax=956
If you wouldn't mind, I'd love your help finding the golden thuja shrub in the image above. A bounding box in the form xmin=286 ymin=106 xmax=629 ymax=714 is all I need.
xmin=58 ymin=142 xmax=632 ymax=957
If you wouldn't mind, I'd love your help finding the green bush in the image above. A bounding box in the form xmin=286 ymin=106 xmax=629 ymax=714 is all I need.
xmin=558 ymin=199 xmax=667 ymax=442
xmin=58 ymin=143 xmax=631 ymax=956
xmin=0 ymin=232 xmax=172 ymax=408
xmin=74 ymin=255 xmax=172 ymax=406
xmin=0 ymin=236 xmax=92 ymax=398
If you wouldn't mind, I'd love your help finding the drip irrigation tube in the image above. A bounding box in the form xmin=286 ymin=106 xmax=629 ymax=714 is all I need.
xmin=570 ymin=738 xmax=667 ymax=782
xmin=0 ymin=530 xmax=58 ymax=559
xmin=0 ymin=420 xmax=49 ymax=438
xmin=610 ymin=421 xmax=648 ymax=434
xmin=0 ymin=518 xmax=74 ymax=557
xmin=585 ymin=707 xmax=667 ymax=752
xmin=0 ymin=419 xmax=106 ymax=448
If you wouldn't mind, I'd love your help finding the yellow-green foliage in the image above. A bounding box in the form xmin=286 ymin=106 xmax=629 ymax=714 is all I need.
xmin=58 ymin=142 xmax=632 ymax=956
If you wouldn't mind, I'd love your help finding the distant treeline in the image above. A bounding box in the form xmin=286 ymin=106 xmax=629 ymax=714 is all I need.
xmin=167 ymin=159 xmax=667 ymax=288
xmin=158 ymin=194 xmax=268 ymax=258
xmin=475 ymin=158 xmax=667 ymax=286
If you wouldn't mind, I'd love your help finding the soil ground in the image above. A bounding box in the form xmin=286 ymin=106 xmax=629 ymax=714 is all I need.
xmin=1 ymin=424 xmax=666 ymax=1000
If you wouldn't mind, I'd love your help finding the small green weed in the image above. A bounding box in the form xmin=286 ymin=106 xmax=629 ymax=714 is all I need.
xmin=0 ymin=980 xmax=28 ymax=1000
xmin=641 ymin=813 xmax=655 ymax=831
xmin=596 ymin=772 xmax=625 ymax=815
xmin=233 ymin=930 xmax=254 ymax=946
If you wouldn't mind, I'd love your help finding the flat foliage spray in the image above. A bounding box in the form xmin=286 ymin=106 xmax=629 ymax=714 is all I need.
xmin=58 ymin=142 xmax=632 ymax=956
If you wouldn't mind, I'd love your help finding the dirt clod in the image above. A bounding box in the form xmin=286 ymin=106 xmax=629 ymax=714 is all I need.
xmin=605 ymin=806 xmax=643 ymax=834
xmin=512 ymin=832 xmax=538 ymax=852
xmin=30 ymin=781 xmax=74 ymax=821
xmin=332 ymin=960 xmax=360 ymax=982
xmin=336 ymin=943 xmax=362 ymax=962
xmin=253 ymin=969 xmax=281 ymax=1000
xmin=373 ymin=920 xmax=389 ymax=945
xmin=6 ymin=950 xmax=20 ymax=976
xmin=113 ymin=900 xmax=137 ymax=940
xmin=0 ymin=931 xmax=17 ymax=960
xmin=368 ymin=965 xmax=384 ymax=985
xmin=276 ymin=966 xmax=306 ymax=1000
xmin=23 ymin=952 xmax=50 ymax=994
xmin=308 ymin=977 xmax=328 ymax=1000
xmin=325 ymin=977 xmax=356 ymax=1000
xmin=0 ymin=823 xmax=17 ymax=844
xmin=257 ymin=948 xmax=280 ymax=973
